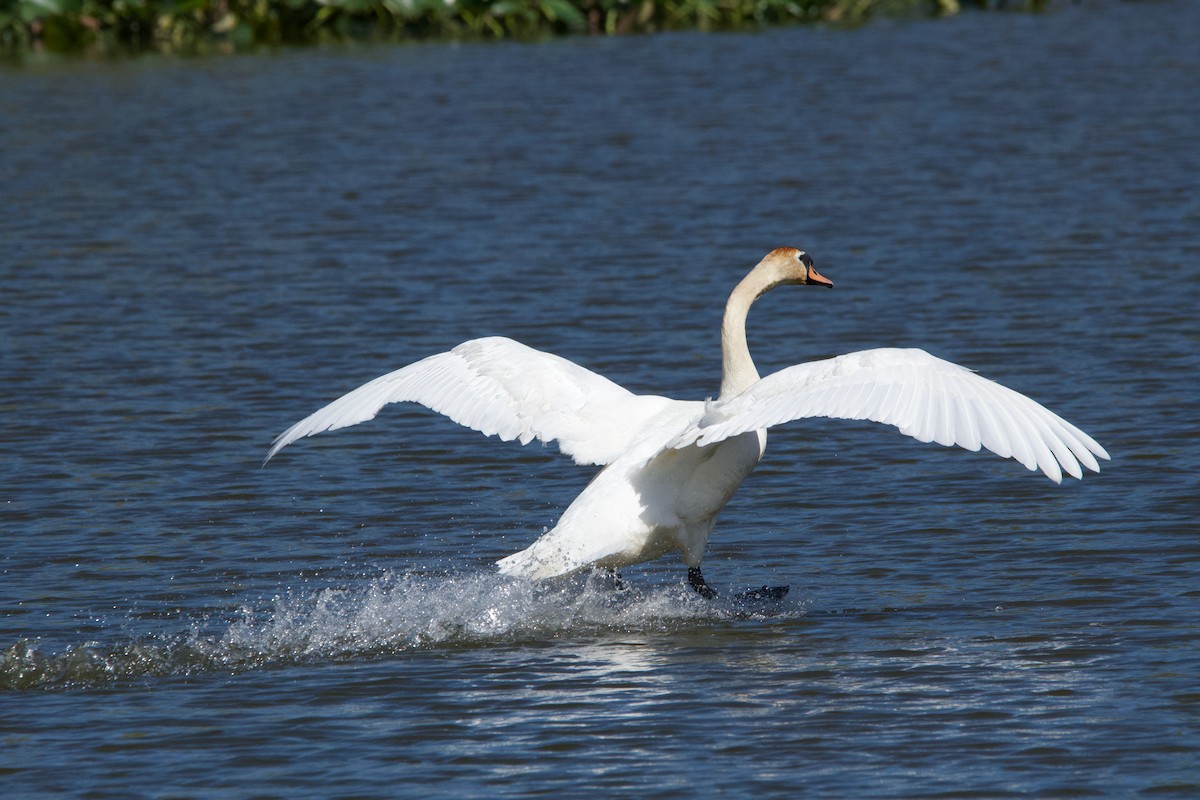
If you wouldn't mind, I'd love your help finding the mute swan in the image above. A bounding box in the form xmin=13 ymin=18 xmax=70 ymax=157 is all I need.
xmin=266 ymin=248 xmax=1108 ymax=598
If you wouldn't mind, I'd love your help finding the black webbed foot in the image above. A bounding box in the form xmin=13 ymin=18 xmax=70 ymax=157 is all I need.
xmin=688 ymin=567 xmax=718 ymax=599
xmin=689 ymin=568 xmax=789 ymax=604
xmin=603 ymin=568 xmax=629 ymax=591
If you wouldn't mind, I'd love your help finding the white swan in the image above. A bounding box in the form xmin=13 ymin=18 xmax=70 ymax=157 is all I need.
xmin=266 ymin=248 xmax=1108 ymax=597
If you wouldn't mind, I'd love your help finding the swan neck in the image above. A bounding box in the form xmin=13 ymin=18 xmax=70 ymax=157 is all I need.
xmin=720 ymin=272 xmax=767 ymax=399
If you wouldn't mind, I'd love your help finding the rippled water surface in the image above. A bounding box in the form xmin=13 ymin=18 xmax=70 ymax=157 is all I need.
xmin=2 ymin=2 xmax=1198 ymax=796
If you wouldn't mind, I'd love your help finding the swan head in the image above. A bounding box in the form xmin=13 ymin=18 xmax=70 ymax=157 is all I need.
xmin=757 ymin=247 xmax=833 ymax=289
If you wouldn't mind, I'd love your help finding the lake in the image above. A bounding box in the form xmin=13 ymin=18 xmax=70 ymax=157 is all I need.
xmin=1 ymin=1 xmax=1198 ymax=796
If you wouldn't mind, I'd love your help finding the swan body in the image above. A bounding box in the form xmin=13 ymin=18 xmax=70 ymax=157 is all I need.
xmin=267 ymin=248 xmax=1108 ymax=592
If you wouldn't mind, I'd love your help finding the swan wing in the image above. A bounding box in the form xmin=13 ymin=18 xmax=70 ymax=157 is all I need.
xmin=674 ymin=348 xmax=1109 ymax=483
xmin=266 ymin=336 xmax=672 ymax=466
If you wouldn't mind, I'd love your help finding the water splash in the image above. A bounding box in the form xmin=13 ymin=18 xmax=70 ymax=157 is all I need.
xmin=1 ymin=571 xmax=794 ymax=691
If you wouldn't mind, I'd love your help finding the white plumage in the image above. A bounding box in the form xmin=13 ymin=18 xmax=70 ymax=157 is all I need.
xmin=673 ymin=347 xmax=1104 ymax=484
xmin=267 ymin=337 xmax=675 ymax=468
xmin=266 ymin=248 xmax=1108 ymax=595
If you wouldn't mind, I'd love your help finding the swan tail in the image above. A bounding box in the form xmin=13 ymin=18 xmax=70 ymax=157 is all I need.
xmin=496 ymin=541 xmax=583 ymax=581
xmin=496 ymin=522 xmax=635 ymax=581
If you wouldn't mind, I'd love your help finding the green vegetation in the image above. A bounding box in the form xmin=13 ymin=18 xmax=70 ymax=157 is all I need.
xmin=0 ymin=0 xmax=1046 ymax=53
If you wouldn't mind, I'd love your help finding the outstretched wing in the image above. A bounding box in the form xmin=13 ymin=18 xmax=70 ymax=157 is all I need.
xmin=266 ymin=337 xmax=673 ymax=466
xmin=672 ymin=348 xmax=1109 ymax=483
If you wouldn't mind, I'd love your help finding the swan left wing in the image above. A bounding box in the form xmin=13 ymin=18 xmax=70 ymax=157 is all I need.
xmin=266 ymin=336 xmax=674 ymax=466
xmin=672 ymin=348 xmax=1109 ymax=483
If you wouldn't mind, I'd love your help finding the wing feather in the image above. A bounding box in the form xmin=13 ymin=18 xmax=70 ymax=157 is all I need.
xmin=674 ymin=348 xmax=1108 ymax=483
xmin=266 ymin=337 xmax=673 ymax=466
xmin=949 ymin=387 xmax=982 ymax=453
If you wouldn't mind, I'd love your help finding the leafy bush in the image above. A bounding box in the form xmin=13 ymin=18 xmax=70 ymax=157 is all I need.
xmin=0 ymin=0 xmax=1048 ymax=52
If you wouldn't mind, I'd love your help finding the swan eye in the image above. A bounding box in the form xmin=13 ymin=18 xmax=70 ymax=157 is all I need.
xmin=797 ymin=252 xmax=813 ymax=269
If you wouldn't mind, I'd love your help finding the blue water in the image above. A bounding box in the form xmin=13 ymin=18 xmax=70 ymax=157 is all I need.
xmin=2 ymin=1 xmax=1198 ymax=796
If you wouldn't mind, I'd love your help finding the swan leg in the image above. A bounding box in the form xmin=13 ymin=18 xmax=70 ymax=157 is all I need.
xmin=688 ymin=567 xmax=718 ymax=599
xmin=604 ymin=568 xmax=629 ymax=591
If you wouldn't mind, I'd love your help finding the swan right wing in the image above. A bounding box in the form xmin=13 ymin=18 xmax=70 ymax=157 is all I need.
xmin=672 ymin=348 xmax=1109 ymax=483
xmin=266 ymin=337 xmax=674 ymax=466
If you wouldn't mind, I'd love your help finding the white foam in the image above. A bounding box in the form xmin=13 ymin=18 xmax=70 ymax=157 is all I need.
xmin=2 ymin=570 xmax=800 ymax=689
xmin=220 ymin=570 xmax=739 ymax=659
